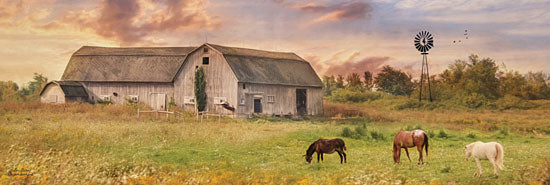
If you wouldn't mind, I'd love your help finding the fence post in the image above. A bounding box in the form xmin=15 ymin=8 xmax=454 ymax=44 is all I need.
xmin=137 ymin=108 xmax=140 ymax=118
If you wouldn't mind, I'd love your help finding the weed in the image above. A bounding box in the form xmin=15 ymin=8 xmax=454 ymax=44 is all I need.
xmin=370 ymin=130 xmax=386 ymax=141
xmin=466 ymin=132 xmax=476 ymax=139
xmin=441 ymin=167 xmax=451 ymax=173
xmin=341 ymin=127 xmax=353 ymax=138
xmin=438 ymin=130 xmax=449 ymax=138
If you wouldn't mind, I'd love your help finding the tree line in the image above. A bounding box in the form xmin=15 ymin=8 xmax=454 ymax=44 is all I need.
xmin=323 ymin=54 xmax=550 ymax=108
xmin=0 ymin=73 xmax=48 ymax=102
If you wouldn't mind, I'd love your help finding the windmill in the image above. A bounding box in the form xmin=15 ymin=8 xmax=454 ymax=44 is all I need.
xmin=414 ymin=31 xmax=434 ymax=102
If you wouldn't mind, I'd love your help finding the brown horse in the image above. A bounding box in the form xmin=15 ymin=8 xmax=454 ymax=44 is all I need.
xmin=393 ymin=129 xmax=429 ymax=164
xmin=304 ymin=138 xmax=347 ymax=164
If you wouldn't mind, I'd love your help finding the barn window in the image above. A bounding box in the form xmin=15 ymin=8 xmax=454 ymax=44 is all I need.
xmin=267 ymin=95 xmax=275 ymax=103
xmin=240 ymin=98 xmax=245 ymax=105
xmin=242 ymin=83 xmax=246 ymax=89
xmin=214 ymin=97 xmax=227 ymax=104
xmin=184 ymin=96 xmax=195 ymax=104
xmin=129 ymin=95 xmax=139 ymax=103
xmin=202 ymin=57 xmax=209 ymax=65
xmin=101 ymin=95 xmax=111 ymax=102
xmin=203 ymin=47 xmax=208 ymax=53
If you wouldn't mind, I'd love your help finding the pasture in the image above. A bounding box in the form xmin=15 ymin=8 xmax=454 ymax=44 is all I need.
xmin=0 ymin=102 xmax=549 ymax=184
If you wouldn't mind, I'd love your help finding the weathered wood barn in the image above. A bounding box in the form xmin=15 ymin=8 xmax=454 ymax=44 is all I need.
xmin=40 ymin=43 xmax=323 ymax=117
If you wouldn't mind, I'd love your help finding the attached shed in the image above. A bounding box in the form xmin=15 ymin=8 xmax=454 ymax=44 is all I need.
xmin=40 ymin=81 xmax=89 ymax=103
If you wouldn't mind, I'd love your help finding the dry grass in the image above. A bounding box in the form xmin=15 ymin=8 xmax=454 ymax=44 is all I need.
xmin=0 ymin=102 xmax=549 ymax=184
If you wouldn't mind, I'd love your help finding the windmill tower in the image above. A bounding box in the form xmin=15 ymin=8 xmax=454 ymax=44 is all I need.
xmin=414 ymin=31 xmax=434 ymax=102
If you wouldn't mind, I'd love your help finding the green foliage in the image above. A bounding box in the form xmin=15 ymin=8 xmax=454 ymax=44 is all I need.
xmin=336 ymin=75 xmax=345 ymax=88
xmin=441 ymin=167 xmax=451 ymax=173
xmin=369 ymin=130 xmax=386 ymax=141
xmin=438 ymin=130 xmax=448 ymax=138
xmin=354 ymin=126 xmax=367 ymax=137
xmin=322 ymin=75 xmax=337 ymax=96
xmin=345 ymin=73 xmax=363 ymax=88
xmin=329 ymin=89 xmax=386 ymax=103
xmin=461 ymin=93 xmax=488 ymax=109
xmin=0 ymin=73 xmax=47 ymax=102
xmin=341 ymin=127 xmax=353 ymax=138
xmin=466 ymin=132 xmax=477 ymax=139
xmin=194 ymin=67 xmax=207 ymax=112
xmin=374 ymin=65 xmax=414 ymax=96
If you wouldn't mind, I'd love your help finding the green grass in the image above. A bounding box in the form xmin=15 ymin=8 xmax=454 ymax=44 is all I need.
xmin=0 ymin=102 xmax=549 ymax=184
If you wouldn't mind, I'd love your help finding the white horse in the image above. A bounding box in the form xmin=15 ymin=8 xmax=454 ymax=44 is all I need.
xmin=464 ymin=141 xmax=504 ymax=178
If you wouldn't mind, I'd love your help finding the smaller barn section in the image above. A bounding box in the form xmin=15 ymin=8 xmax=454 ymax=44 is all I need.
xmin=40 ymin=81 xmax=89 ymax=103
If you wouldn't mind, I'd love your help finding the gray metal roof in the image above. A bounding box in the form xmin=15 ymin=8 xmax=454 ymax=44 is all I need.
xmin=208 ymin=44 xmax=322 ymax=87
xmin=61 ymin=46 xmax=195 ymax=82
xmin=40 ymin=81 xmax=89 ymax=97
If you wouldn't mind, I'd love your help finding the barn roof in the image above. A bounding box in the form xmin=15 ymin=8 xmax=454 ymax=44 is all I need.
xmin=61 ymin=46 xmax=195 ymax=82
xmin=40 ymin=81 xmax=89 ymax=97
xmin=207 ymin=44 xmax=322 ymax=87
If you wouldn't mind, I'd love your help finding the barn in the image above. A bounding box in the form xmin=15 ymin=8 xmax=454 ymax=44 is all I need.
xmin=40 ymin=81 xmax=89 ymax=103
xmin=40 ymin=43 xmax=323 ymax=117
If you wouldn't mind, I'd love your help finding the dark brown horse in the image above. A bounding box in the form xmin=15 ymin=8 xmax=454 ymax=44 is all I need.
xmin=304 ymin=138 xmax=347 ymax=164
xmin=393 ymin=129 xmax=429 ymax=164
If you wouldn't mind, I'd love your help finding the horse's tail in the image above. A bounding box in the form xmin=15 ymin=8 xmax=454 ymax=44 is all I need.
xmin=495 ymin=143 xmax=505 ymax=169
xmin=423 ymin=132 xmax=429 ymax=161
xmin=341 ymin=140 xmax=347 ymax=151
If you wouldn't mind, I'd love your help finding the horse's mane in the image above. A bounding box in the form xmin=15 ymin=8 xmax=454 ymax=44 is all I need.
xmin=306 ymin=142 xmax=316 ymax=156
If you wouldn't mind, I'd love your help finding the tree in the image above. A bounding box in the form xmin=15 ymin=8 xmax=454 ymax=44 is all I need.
xmin=322 ymin=75 xmax=336 ymax=96
xmin=19 ymin=73 xmax=48 ymax=101
xmin=345 ymin=73 xmax=362 ymax=88
xmin=0 ymin=81 xmax=21 ymax=102
xmin=194 ymin=67 xmax=207 ymax=111
xmin=498 ymin=70 xmax=526 ymax=98
xmin=374 ymin=65 xmax=414 ymax=96
xmin=336 ymin=75 xmax=345 ymax=88
xmin=363 ymin=71 xmax=373 ymax=90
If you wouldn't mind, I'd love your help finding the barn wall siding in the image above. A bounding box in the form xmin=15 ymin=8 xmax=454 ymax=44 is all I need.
xmin=173 ymin=45 xmax=239 ymax=114
xmin=82 ymin=82 xmax=173 ymax=109
xmin=40 ymin=84 xmax=65 ymax=103
xmin=237 ymin=83 xmax=323 ymax=116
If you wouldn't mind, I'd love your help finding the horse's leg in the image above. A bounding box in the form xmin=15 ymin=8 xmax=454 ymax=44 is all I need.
xmin=397 ymin=147 xmax=401 ymax=164
xmin=404 ymin=148 xmax=411 ymax=163
xmin=321 ymin=153 xmax=324 ymax=162
xmin=417 ymin=145 xmax=424 ymax=165
xmin=317 ymin=152 xmax=320 ymax=163
xmin=342 ymin=151 xmax=347 ymax=163
xmin=488 ymin=157 xmax=498 ymax=178
xmin=337 ymin=151 xmax=343 ymax=164
xmin=475 ymin=158 xmax=482 ymax=177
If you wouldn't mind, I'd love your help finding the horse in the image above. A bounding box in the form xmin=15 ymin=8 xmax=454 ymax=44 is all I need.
xmin=465 ymin=141 xmax=504 ymax=178
xmin=304 ymin=138 xmax=347 ymax=164
xmin=392 ymin=129 xmax=429 ymax=164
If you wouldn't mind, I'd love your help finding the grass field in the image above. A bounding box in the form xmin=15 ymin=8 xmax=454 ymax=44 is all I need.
xmin=0 ymin=102 xmax=549 ymax=184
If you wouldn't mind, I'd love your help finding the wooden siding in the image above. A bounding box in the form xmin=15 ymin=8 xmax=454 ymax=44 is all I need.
xmin=40 ymin=84 xmax=65 ymax=103
xmin=173 ymin=45 xmax=239 ymax=114
xmin=81 ymin=82 xmax=173 ymax=110
xmin=237 ymin=83 xmax=323 ymax=116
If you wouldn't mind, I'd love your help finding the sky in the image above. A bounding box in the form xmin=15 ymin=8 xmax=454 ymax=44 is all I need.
xmin=1 ymin=0 xmax=549 ymax=86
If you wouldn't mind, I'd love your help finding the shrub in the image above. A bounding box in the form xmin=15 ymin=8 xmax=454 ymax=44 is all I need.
xmin=329 ymin=89 xmax=385 ymax=103
xmin=355 ymin=126 xmax=367 ymax=136
xmin=461 ymin=93 xmax=488 ymax=109
xmin=466 ymin=132 xmax=477 ymax=139
xmin=438 ymin=130 xmax=448 ymax=138
xmin=427 ymin=130 xmax=436 ymax=138
xmin=370 ymin=130 xmax=386 ymax=141
xmin=341 ymin=127 xmax=353 ymax=138
xmin=441 ymin=167 xmax=451 ymax=173
xmin=499 ymin=127 xmax=509 ymax=136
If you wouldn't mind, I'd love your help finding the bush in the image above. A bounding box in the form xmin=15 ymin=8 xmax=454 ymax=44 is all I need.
xmin=370 ymin=130 xmax=386 ymax=141
xmin=355 ymin=126 xmax=367 ymax=136
xmin=499 ymin=127 xmax=509 ymax=136
xmin=330 ymin=89 xmax=385 ymax=103
xmin=427 ymin=130 xmax=436 ymax=138
xmin=461 ymin=93 xmax=488 ymax=109
xmin=438 ymin=130 xmax=449 ymax=138
xmin=341 ymin=127 xmax=353 ymax=138
xmin=466 ymin=132 xmax=476 ymax=139
xmin=495 ymin=95 xmax=537 ymax=110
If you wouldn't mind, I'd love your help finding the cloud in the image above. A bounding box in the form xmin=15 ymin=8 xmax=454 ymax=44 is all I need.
xmin=293 ymin=1 xmax=372 ymax=23
xmin=38 ymin=0 xmax=220 ymax=45
xmin=324 ymin=55 xmax=390 ymax=76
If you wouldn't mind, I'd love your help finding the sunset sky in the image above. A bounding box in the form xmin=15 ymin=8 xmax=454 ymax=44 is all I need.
xmin=1 ymin=0 xmax=549 ymax=85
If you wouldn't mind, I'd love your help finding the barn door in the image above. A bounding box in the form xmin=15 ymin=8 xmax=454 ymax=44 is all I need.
xmin=253 ymin=98 xmax=262 ymax=113
xmin=296 ymin=89 xmax=307 ymax=115
xmin=149 ymin=93 xmax=166 ymax=111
